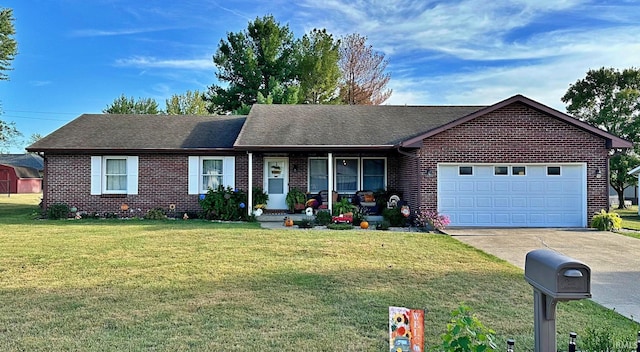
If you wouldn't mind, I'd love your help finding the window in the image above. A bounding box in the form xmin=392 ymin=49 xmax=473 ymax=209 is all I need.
xmin=363 ymin=158 xmax=386 ymax=191
xmin=90 ymin=156 xmax=138 ymax=195
xmin=494 ymin=166 xmax=508 ymax=176
xmin=202 ymin=159 xmax=223 ymax=190
xmin=188 ymin=156 xmax=235 ymax=194
xmin=459 ymin=166 xmax=473 ymax=175
xmin=308 ymin=158 xmax=328 ymax=193
xmin=308 ymin=157 xmax=387 ymax=193
xmin=512 ymin=166 xmax=526 ymax=175
xmin=336 ymin=158 xmax=359 ymax=193
xmin=547 ymin=166 xmax=561 ymax=176
xmin=105 ymin=158 xmax=127 ymax=192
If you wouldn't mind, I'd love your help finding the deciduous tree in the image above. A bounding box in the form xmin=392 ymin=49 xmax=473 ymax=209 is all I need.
xmin=103 ymin=94 xmax=161 ymax=114
xmin=338 ymin=34 xmax=392 ymax=105
xmin=562 ymin=67 xmax=640 ymax=208
xmin=165 ymin=90 xmax=208 ymax=115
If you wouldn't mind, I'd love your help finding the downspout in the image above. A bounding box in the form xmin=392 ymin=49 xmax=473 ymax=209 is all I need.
xmin=328 ymin=152 xmax=334 ymax=214
xmin=247 ymin=151 xmax=253 ymax=217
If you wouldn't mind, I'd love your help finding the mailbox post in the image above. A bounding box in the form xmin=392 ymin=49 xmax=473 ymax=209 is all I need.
xmin=525 ymin=249 xmax=591 ymax=352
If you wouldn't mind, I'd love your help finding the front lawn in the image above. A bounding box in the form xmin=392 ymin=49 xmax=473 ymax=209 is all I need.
xmin=1 ymin=194 xmax=638 ymax=351
xmin=612 ymin=206 xmax=640 ymax=239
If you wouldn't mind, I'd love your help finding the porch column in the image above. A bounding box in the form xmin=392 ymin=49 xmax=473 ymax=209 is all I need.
xmin=328 ymin=152 xmax=333 ymax=214
xmin=247 ymin=152 xmax=253 ymax=216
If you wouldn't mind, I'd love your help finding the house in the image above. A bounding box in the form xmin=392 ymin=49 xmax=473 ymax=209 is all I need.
xmin=0 ymin=154 xmax=44 ymax=194
xmin=27 ymin=95 xmax=631 ymax=227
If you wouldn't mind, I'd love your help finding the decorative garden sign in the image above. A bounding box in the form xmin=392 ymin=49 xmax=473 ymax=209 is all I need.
xmin=389 ymin=306 xmax=424 ymax=352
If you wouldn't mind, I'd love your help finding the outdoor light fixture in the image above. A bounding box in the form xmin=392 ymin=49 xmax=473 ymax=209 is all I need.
xmin=425 ymin=168 xmax=434 ymax=177
xmin=595 ymin=168 xmax=602 ymax=178
xmin=292 ymin=165 xmax=298 ymax=172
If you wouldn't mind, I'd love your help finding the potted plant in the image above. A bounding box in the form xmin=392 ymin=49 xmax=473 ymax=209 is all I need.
xmin=252 ymin=187 xmax=269 ymax=209
xmin=333 ymin=197 xmax=355 ymax=216
xmin=285 ymin=188 xmax=307 ymax=213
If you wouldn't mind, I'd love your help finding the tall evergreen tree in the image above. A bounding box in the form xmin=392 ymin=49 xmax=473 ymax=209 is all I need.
xmin=295 ymin=29 xmax=341 ymax=104
xmin=207 ymin=15 xmax=297 ymax=114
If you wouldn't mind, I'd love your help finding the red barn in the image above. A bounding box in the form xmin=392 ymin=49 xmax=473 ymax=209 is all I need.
xmin=0 ymin=164 xmax=42 ymax=194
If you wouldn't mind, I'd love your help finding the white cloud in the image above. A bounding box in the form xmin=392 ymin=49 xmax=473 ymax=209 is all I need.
xmin=114 ymin=56 xmax=213 ymax=70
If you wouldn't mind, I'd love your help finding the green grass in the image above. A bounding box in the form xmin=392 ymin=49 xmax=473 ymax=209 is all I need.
xmin=1 ymin=194 xmax=638 ymax=351
xmin=612 ymin=206 xmax=640 ymax=239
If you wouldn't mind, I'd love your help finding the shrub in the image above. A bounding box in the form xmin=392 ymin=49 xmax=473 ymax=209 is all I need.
xmin=375 ymin=219 xmax=391 ymax=230
xmin=199 ymin=185 xmax=247 ymax=221
xmin=440 ymin=305 xmax=497 ymax=352
xmin=47 ymin=203 xmax=70 ymax=220
xmin=296 ymin=217 xmax=315 ymax=229
xmin=144 ymin=208 xmax=167 ymax=220
xmin=382 ymin=207 xmax=405 ymax=226
xmin=315 ymin=210 xmax=332 ymax=225
xmin=327 ymin=223 xmax=353 ymax=230
xmin=590 ymin=209 xmax=622 ymax=231
xmin=252 ymin=187 xmax=269 ymax=209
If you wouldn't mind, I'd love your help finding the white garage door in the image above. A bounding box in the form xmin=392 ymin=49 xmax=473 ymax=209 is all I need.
xmin=438 ymin=164 xmax=586 ymax=227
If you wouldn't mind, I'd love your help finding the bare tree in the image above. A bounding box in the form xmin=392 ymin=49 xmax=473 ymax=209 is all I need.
xmin=338 ymin=34 xmax=392 ymax=105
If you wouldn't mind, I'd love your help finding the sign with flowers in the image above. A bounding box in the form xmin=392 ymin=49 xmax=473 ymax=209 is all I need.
xmin=389 ymin=306 xmax=424 ymax=352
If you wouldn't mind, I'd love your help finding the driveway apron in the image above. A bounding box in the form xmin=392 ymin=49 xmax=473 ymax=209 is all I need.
xmin=444 ymin=228 xmax=640 ymax=323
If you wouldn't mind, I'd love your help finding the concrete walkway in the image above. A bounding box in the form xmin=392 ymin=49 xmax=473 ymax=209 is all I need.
xmin=444 ymin=228 xmax=640 ymax=322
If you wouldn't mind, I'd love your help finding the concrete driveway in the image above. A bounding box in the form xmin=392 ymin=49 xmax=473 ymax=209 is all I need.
xmin=444 ymin=228 xmax=640 ymax=322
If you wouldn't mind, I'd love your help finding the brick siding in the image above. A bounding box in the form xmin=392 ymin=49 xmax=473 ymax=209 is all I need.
xmin=416 ymin=103 xmax=609 ymax=220
xmin=41 ymin=103 xmax=612 ymax=223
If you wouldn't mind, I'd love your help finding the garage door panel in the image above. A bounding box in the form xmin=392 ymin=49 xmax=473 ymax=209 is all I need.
xmin=476 ymin=181 xmax=492 ymax=192
xmin=438 ymin=164 xmax=585 ymax=227
xmin=476 ymin=197 xmax=493 ymax=207
xmin=459 ymin=182 xmax=474 ymax=191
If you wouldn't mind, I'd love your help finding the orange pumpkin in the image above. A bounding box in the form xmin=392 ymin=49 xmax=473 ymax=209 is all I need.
xmin=360 ymin=221 xmax=369 ymax=229
xmin=284 ymin=218 xmax=294 ymax=227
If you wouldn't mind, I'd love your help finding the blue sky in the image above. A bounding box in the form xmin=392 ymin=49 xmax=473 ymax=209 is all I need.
xmin=2 ymin=0 xmax=640 ymax=153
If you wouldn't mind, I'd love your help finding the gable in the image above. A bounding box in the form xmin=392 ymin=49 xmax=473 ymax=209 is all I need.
xmin=400 ymin=95 xmax=632 ymax=149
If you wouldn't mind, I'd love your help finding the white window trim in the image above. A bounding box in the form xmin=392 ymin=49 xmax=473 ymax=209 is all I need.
xmin=90 ymin=156 xmax=138 ymax=195
xmin=188 ymin=156 xmax=235 ymax=195
xmin=361 ymin=157 xmax=387 ymax=191
xmin=334 ymin=157 xmax=360 ymax=194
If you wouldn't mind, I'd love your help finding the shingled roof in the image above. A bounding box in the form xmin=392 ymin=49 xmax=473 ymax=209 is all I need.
xmin=27 ymin=114 xmax=246 ymax=153
xmin=0 ymin=154 xmax=44 ymax=171
xmin=233 ymin=104 xmax=485 ymax=150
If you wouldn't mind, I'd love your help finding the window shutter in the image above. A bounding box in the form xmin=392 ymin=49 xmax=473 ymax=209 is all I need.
xmin=90 ymin=156 xmax=102 ymax=195
xmin=223 ymin=157 xmax=235 ymax=189
xmin=188 ymin=156 xmax=200 ymax=195
xmin=127 ymin=156 xmax=139 ymax=195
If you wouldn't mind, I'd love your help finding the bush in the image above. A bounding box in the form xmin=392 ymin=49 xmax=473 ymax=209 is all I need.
xmin=315 ymin=210 xmax=332 ymax=226
xmin=375 ymin=219 xmax=391 ymax=230
xmin=296 ymin=217 xmax=315 ymax=229
xmin=440 ymin=305 xmax=497 ymax=352
xmin=47 ymin=203 xmax=70 ymax=220
xmin=144 ymin=208 xmax=167 ymax=220
xmin=590 ymin=209 xmax=622 ymax=231
xmin=415 ymin=208 xmax=451 ymax=231
xmin=199 ymin=186 xmax=247 ymax=221
xmin=327 ymin=223 xmax=353 ymax=230
xmin=382 ymin=207 xmax=405 ymax=226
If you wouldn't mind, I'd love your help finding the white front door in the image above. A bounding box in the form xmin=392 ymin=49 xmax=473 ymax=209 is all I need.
xmin=264 ymin=158 xmax=288 ymax=210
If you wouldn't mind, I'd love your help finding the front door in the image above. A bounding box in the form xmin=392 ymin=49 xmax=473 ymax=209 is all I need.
xmin=264 ymin=158 xmax=288 ymax=210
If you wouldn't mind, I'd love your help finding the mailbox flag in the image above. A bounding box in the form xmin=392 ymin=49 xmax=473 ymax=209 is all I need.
xmin=389 ymin=306 xmax=424 ymax=352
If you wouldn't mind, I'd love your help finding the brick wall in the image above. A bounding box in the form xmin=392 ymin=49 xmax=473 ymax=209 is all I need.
xmin=416 ymin=103 xmax=610 ymax=219
xmin=43 ymin=153 xmax=247 ymax=215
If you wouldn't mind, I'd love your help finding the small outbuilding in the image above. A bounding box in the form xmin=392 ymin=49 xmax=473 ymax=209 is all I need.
xmin=0 ymin=154 xmax=44 ymax=194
